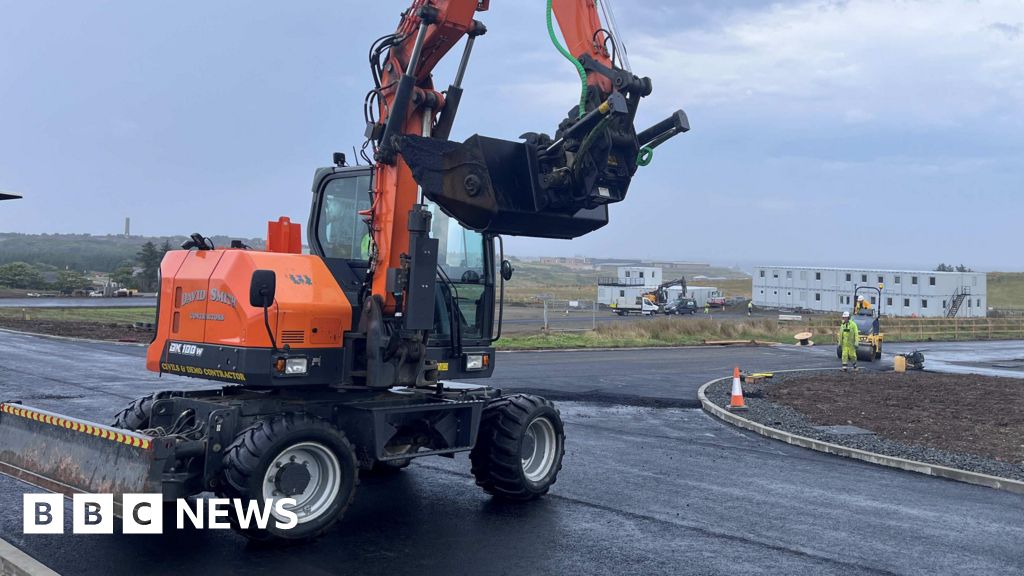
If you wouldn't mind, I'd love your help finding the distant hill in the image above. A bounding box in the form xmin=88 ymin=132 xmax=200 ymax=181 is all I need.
xmin=0 ymin=233 xmax=265 ymax=272
xmin=987 ymin=272 xmax=1024 ymax=310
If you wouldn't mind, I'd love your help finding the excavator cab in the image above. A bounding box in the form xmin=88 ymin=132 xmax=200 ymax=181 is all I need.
xmin=308 ymin=164 xmax=497 ymax=381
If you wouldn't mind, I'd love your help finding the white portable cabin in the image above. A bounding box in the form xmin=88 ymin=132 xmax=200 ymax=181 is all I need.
xmin=752 ymin=266 xmax=986 ymax=317
xmin=664 ymin=286 xmax=721 ymax=307
xmin=597 ymin=266 xmax=663 ymax=306
xmin=616 ymin=266 xmax=662 ymax=288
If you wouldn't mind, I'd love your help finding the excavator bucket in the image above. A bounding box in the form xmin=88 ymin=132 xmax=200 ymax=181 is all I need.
xmin=401 ymin=134 xmax=611 ymax=239
xmin=0 ymin=403 xmax=170 ymax=513
xmin=401 ymin=107 xmax=688 ymax=240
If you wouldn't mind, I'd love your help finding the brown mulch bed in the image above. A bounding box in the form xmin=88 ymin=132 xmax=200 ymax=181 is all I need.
xmin=768 ymin=371 xmax=1024 ymax=465
xmin=0 ymin=318 xmax=147 ymax=342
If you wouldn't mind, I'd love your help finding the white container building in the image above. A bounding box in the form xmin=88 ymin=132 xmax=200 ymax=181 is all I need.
xmin=597 ymin=266 xmax=663 ymax=306
xmin=752 ymin=266 xmax=986 ymax=318
xmin=616 ymin=266 xmax=661 ymax=288
xmin=665 ymin=286 xmax=722 ymax=307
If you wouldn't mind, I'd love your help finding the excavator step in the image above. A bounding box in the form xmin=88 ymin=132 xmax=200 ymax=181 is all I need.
xmin=0 ymin=403 xmax=172 ymax=514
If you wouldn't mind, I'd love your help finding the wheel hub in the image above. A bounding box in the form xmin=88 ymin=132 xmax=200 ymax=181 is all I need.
xmin=262 ymin=442 xmax=343 ymax=524
xmin=275 ymin=462 xmax=312 ymax=497
xmin=520 ymin=433 xmax=537 ymax=460
xmin=521 ymin=416 xmax=557 ymax=483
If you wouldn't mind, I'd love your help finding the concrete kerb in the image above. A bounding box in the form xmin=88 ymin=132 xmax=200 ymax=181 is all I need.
xmin=0 ymin=538 xmax=59 ymax=576
xmin=697 ymin=372 xmax=1024 ymax=496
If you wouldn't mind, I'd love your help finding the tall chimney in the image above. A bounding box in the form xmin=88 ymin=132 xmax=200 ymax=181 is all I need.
xmin=124 ymin=217 xmax=131 ymax=237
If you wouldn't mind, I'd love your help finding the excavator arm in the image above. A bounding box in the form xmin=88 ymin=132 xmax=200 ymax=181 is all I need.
xmin=644 ymin=276 xmax=689 ymax=306
xmin=363 ymin=0 xmax=688 ymax=317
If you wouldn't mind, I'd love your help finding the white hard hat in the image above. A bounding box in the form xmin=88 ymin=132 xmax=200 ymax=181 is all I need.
xmin=842 ymin=311 xmax=850 ymax=318
xmin=857 ymin=295 xmax=865 ymax=301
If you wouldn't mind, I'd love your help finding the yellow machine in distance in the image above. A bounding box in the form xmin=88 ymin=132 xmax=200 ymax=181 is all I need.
xmin=838 ymin=285 xmax=884 ymax=362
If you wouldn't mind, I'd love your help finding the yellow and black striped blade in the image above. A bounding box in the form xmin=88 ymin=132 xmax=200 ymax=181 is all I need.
xmin=0 ymin=403 xmax=164 ymax=505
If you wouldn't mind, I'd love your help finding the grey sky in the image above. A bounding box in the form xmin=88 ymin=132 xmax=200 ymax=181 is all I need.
xmin=1 ymin=1 xmax=1021 ymax=270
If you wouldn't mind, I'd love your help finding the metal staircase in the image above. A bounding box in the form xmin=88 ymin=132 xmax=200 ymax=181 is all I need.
xmin=946 ymin=286 xmax=971 ymax=317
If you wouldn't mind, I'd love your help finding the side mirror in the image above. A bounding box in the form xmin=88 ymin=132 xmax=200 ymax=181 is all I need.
xmin=249 ymin=270 xmax=277 ymax=308
xmin=500 ymin=260 xmax=514 ymax=281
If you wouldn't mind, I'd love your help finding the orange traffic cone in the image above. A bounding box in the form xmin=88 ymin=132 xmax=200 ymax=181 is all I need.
xmin=728 ymin=366 xmax=747 ymax=411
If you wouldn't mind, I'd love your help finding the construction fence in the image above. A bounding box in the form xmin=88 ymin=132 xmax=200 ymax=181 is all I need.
xmin=541 ymin=299 xmax=598 ymax=332
xmin=793 ymin=316 xmax=1024 ymax=344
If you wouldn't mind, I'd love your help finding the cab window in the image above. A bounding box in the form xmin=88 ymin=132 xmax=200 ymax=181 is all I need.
xmin=428 ymin=202 xmax=490 ymax=342
xmin=317 ymin=174 xmax=372 ymax=260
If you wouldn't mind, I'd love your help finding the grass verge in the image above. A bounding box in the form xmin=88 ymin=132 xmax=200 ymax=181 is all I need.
xmin=0 ymin=307 xmax=156 ymax=324
xmin=497 ymin=318 xmax=794 ymax=349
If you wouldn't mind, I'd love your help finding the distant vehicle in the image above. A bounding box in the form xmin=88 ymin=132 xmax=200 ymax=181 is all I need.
xmin=642 ymin=276 xmax=687 ymax=308
xmin=837 ymin=285 xmax=884 ymax=362
xmin=724 ymin=296 xmax=747 ymax=306
xmin=114 ymin=288 xmax=137 ymax=297
xmin=708 ymin=297 xmax=727 ymax=308
xmin=25 ymin=293 xmax=41 ymax=298
xmin=89 ymin=291 xmax=105 ymax=298
xmin=611 ymin=298 xmax=659 ymax=316
xmin=664 ymin=298 xmax=697 ymax=315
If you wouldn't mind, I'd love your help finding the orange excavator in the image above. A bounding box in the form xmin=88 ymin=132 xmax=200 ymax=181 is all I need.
xmin=0 ymin=0 xmax=687 ymax=541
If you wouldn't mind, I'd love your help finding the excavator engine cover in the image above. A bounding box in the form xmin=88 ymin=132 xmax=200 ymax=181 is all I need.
xmin=401 ymin=134 xmax=610 ymax=239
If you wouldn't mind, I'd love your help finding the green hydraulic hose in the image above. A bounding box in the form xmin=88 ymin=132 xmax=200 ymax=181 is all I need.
xmin=547 ymin=0 xmax=588 ymax=119
xmin=637 ymin=145 xmax=654 ymax=166
xmin=547 ymin=0 xmax=655 ymax=167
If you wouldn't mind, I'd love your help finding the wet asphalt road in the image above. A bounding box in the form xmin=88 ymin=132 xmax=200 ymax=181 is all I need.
xmin=0 ymin=331 xmax=1022 ymax=575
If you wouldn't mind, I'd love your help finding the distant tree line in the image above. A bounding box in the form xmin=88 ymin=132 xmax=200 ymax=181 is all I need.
xmin=0 ymin=233 xmax=264 ymax=273
xmin=934 ymin=263 xmax=974 ymax=272
xmin=0 ymin=262 xmax=91 ymax=293
xmin=0 ymin=233 xmax=267 ymax=292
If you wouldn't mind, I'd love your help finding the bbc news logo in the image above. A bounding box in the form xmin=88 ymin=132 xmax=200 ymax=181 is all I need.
xmin=23 ymin=494 xmax=298 ymax=534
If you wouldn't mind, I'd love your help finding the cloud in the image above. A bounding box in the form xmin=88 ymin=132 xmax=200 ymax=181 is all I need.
xmin=628 ymin=0 xmax=1024 ymax=128
xmin=988 ymin=21 xmax=1023 ymax=39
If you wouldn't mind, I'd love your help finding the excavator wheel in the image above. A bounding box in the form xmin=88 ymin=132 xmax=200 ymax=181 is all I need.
xmin=111 ymin=393 xmax=160 ymax=430
xmin=470 ymin=394 xmax=565 ymax=501
xmin=219 ymin=413 xmax=358 ymax=542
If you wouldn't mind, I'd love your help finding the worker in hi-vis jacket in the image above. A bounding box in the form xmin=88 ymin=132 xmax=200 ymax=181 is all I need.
xmin=838 ymin=310 xmax=860 ymax=372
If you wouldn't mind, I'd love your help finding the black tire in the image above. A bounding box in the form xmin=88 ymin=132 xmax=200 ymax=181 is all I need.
xmin=220 ymin=413 xmax=358 ymax=542
xmin=470 ymin=394 xmax=565 ymax=501
xmin=111 ymin=394 xmax=158 ymax=430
